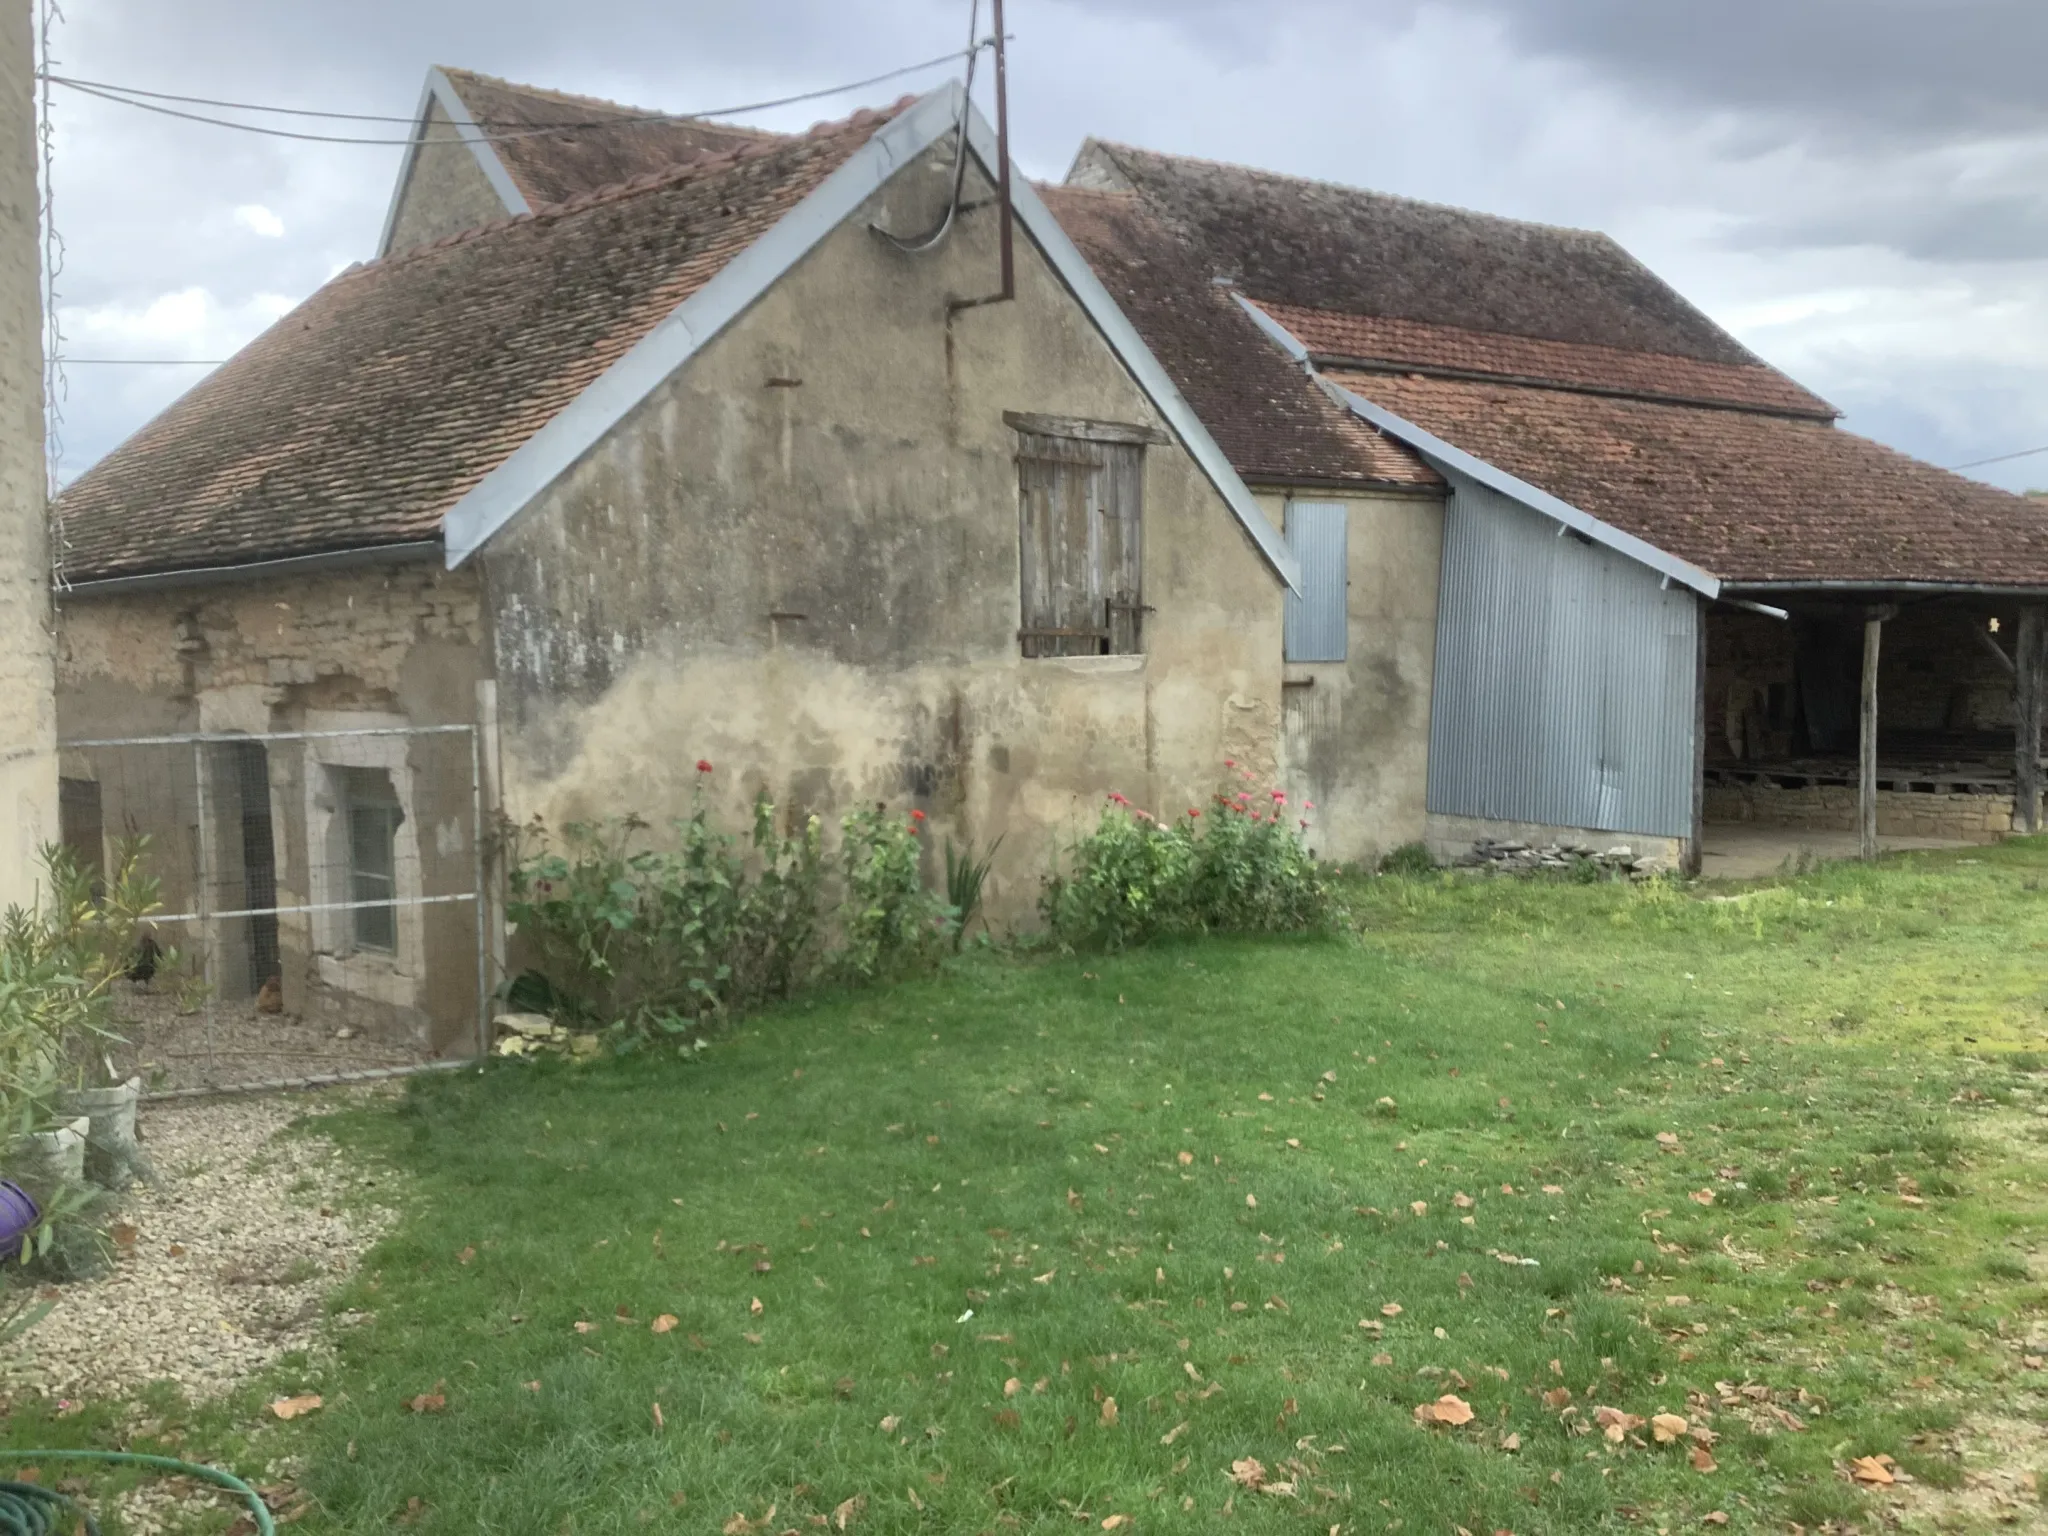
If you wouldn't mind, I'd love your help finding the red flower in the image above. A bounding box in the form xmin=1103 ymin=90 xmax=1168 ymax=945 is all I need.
xmin=1271 ymin=790 xmax=1287 ymax=804
xmin=911 ymin=809 xmax=926 ymax=821
xmin=1108 ymin=792 xmax=1130 ymax=806
xmin=1187 ymin=808 xmax=1201 ymax=818
xmin=695 ymin=759 xmax=713 ymax=774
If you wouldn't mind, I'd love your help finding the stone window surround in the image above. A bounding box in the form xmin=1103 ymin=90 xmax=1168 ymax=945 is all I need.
xmin=302 ymin=713 xmax=425 ymax=1009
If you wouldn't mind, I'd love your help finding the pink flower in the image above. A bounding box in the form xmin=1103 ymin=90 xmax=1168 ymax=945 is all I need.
xmin=1108 ymin=792 xmax=1130 ymax=806
xmin=695 ymin=758 xmax=714 ymax=774
xmin=1134 ymin=808 xmax=1154 ymax=821
xmin=1224 ymin=759 xmax=1236 ymax=769
xmin=1187 ymin=808 xmax=1201 ymax=818
xmin=1271 ymin=790 xmax=1287 ymax=804
xmin=1303 ymin=801 xmax=1316 ymax=810
xmin=911 ymin=809 xmax=926 ymax=821
xmin=1299 ymin=819 xmax=1309 ymax=831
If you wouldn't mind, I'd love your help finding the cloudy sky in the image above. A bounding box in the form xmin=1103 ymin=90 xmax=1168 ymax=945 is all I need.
xmin=43 ymin=0 xmax=2048 ymax=491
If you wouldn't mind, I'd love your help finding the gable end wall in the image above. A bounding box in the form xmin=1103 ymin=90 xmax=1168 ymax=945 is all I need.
xmin=482 ymin=142 xmax=1285 ymax=921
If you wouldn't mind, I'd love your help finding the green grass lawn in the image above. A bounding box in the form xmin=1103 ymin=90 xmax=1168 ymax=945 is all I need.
xmin=16 ymin=842 xmax=2048 ymax=1533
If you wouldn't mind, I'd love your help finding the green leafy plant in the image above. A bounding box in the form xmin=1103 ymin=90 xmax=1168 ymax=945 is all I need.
xmin=943 ymin=834 xmax=1003 ymax=950
xmin=1041 ymin=770 xmax=1339 ymax=950
xmin=505 ymin=765 xmax=824 ymax=1046
xmin=1377 ymin=841 xmax=1436 ymax=877
xmin=834 ymin=806 xmax=953 ymax=982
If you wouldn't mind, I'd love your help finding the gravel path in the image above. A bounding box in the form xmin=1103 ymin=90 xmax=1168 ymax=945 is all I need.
xmin=4 ymin=1089 xmax=396 ymax=1404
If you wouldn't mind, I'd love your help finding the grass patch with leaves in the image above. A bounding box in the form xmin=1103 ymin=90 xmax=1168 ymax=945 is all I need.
xmin=30 ymin=841 xmax=2048 ymax=1533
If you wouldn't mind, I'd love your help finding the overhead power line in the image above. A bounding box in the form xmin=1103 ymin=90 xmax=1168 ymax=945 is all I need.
xmin=1946 ymin=443 xmax=2048 ymax=472
xmin=41 ymin=49 xmax=975 ymax=147
xmin=65 ymin=357 xmax=227 ymax=365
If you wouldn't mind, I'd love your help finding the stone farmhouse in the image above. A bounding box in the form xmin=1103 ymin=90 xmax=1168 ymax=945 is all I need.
xmin=47 ymin=69 xmax=2048 ymax=1049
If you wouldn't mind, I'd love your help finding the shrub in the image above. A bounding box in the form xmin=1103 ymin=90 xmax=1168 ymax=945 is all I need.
xmin=943 ymin=834 xmax=1003 ymax=950
xmin=835 ymin=805 xmax=954 ymax=982
xmin=1041 ymin=775 xmax=1339 ymax=950
xmin=506 ymin=768 xmax=823 ymax=1045
xmin=1377 ymin=841 xmax=1436 ymax=877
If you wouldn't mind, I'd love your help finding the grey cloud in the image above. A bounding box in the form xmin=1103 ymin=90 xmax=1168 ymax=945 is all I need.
xmin=1441 ymin=0 xmax=2048 ymax=147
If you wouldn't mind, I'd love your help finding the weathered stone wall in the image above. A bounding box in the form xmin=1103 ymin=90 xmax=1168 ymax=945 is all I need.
xmin=383 ymin=98 xmax=513 ymax=255
xmin=0 ymin=0 xmax=51 ymax=907
xmin=483 ymin=143 xmax=1286 ymax=924
xmin=1708 ymin=602 xmax=2017 ymax=763
xmin=1702 ymin=781 xmax=2023 ymax=843
xmin=1258 ymin=487 xmax=1443 ymax=868
xmin=55 ymin=562 xmax=485 ymax=1051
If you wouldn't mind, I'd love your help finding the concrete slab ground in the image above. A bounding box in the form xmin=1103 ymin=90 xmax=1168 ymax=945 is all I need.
xmin=1699 ymin=824 xmax=1986 ymax=881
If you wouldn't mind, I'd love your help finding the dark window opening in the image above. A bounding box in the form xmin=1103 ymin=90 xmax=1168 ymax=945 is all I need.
xmin=59 ymin=777 xmax=103 ymax=900
xmin=341 ymin=767 xmax=403 ymax=954
xmin=229 ymin=741 xmax=280 ymax=992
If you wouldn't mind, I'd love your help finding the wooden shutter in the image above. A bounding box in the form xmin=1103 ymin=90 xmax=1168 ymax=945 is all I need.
xmin=1016 ymin=431 xmax=1144 ymax=658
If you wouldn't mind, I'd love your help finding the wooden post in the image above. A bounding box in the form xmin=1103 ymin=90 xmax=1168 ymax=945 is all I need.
xmin=1858 ymin=612 xmax=1883 ymax=861
xmin=2017 ymin=605 xmax=2045 ymax=836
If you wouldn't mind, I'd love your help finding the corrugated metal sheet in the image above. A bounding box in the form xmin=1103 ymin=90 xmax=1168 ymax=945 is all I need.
xmin=1283 ymin=500 xmax=1347 ymax=662
xmin=1428 ymin=473 xmax=1698 ymax=838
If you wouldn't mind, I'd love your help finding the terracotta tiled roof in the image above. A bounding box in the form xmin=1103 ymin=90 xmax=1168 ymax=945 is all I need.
xmin=1327 ymin=369 xmax=2048 ymax=587
xmin=56 ymin=103 xmax=908 ymax=584
xmin=438 ymin=67 xmax=783 ymax=212
xmin=1255 ymin=302 xmax=1835 ymax=420
xmin=1068 ymin=140 xmax=1763 ymax=365
xmin=1038 ymin=185 xmax=1436 ymax=489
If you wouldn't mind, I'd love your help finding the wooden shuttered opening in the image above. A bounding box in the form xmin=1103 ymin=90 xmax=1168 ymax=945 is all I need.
xmin=1014 ymin=427 xmax=1145 ymax=659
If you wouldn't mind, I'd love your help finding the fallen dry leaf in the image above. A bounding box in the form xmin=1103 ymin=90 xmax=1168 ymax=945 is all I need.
xmin=1689 ymin=1189 xmax=1716 ymax=1207
xmin=1500 ymin=1432 xmax=1521 ymax=1452
xmin=1849 ymin=1454 xmax=1896 ymax=1486
xmin=1410 ymin=1201 xmax=1428 ymax=1216
xmin=1381 ymin=1302 xmax=1403 ymax=1317
xmin=1594 ymin=1406 xmax=1644 ymax=1443
xmin=1178 ymin=1151 xmax=1194 ymax=1165
xmin=1656 ymin=1132 xmax=1681 ymax=1151
xmin=1229 ymin=1457 xmax=1268 ymax=1490
xmin=1004 ymin=1377 xmax=1021 ymax=1397
xmin=573 ymin=1321 xmax=599 ymax=1334
xmin=269 ymin=1395 xmax=322 ymax=1421
xmin=1541 ymin=1184 xmax=1563 ymax=1195
xmin=456 ymin=1246 xmax=475 ymax=1265
xmin=404 ymin=1384 xmax=448 ymax=1414
xmin=651 ymin=1402 xmax=665 ymax=1431
xmin=1067 ymin=1188 xmax=1083 ymax=1210
xmin=651 ymin=1314 xmax=678 ymax=1334
xmin=1371 ymin=1352 xmax=1393 ymax=1367
xmin=749 ymin=1297 xmax=764 ymax=1317
xmin=1413 ymin=1394 xmax=1475 ymax=1427
xmin=1161 ymin=1421 xmax=1189 ymax=1445
xmin=1100 ymin=1396 xmax=1119 ymax=1427
xmin=1690 ymin=1445 xmax=1718 ymax=1473
xmin=879 ymin=1415 xmax=902 ymax=1433
xmin=1542 ymin=1387 xmax=1572 ymax=1409
xmin=1702 ymin=1513 xmax=1729 ymax=1527
xmin=832 ymin=1494 xmax=865 ymax=1530
xmin=1452 ymin=1192 xmax=1474 ymax=1209
xmin=1246 ymin=1194 xmax=1258 ymax=1209
xmin=1101 ymin=1517 xmax=1130 ymax=1530
xmin=1651 ymin=1413 xmax=1688 ymax=1444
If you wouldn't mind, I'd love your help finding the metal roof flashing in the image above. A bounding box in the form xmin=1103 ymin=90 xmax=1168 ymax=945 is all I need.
xmin=441 ymin=83 xmax=1299 ymax=592
xmin=1231 ymin=293 xmax=1721 ymax=600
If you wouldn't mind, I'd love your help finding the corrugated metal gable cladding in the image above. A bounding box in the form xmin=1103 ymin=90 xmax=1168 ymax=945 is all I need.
xmin=1283 ymin=501 xmax=1348 ymax=662
xmin=1427 ymin=474 xmax=1699 ymax=838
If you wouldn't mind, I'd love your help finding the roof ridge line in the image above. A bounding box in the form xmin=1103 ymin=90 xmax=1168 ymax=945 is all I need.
xmin=434 ymin=64 xmax=775 ymax=136
xmin=1085 ymin=137 xmax=1614 ymax=244
xmin=1319 ymin=355 xmax=1840 ymax=422
xmin=351 ymin=93 xmax=919 ymax=277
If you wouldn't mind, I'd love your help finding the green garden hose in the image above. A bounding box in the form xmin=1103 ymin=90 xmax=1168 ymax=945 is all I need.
xmin=0 ymin=1450 xmax=273 ymax=1536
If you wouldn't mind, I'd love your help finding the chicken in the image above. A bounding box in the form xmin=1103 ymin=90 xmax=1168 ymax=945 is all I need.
xmin=127 ymin=931 xmax=162 ymax=985
xmin=255 ymin=974 xmax=283 ymax=1014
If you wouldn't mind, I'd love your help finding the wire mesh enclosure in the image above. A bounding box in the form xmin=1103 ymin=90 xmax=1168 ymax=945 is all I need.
xmin=54 ymin=725 xmax=488 ymax=1095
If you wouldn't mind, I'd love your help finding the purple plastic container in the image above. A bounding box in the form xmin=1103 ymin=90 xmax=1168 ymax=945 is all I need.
xmin=0 ymin=1177 xmax=39 ymax=1263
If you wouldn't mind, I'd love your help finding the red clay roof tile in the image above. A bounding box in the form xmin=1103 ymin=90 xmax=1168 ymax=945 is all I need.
xmin=56 ymin=101 xmax=906 ymax=584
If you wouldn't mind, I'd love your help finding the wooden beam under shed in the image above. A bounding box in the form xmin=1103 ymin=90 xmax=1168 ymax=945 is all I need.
xmin=1859 ymin=610 xmax=1886 ymax=861
xmin=2017 ymin=605 xmax=2045 ymax=836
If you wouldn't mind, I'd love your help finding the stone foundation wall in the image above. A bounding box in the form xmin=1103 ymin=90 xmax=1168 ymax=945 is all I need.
xmin=1703 ymin=781 xmax=2027 ymax=842
xmin=1424 ymin=812 xmax=1684 ymax=872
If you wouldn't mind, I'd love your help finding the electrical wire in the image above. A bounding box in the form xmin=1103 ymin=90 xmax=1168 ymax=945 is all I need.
xmin=1946 ymin=443 xmax=2048 ymax=472
xmin=42 ymin=49 xmax=976 ymax=148
xmin=874 ymin=0 xmax=980 ymax=253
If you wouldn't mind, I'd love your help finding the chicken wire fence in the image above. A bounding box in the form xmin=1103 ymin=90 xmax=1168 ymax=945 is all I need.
xmin=54 ymin=725 xmax=490 ymax=1096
